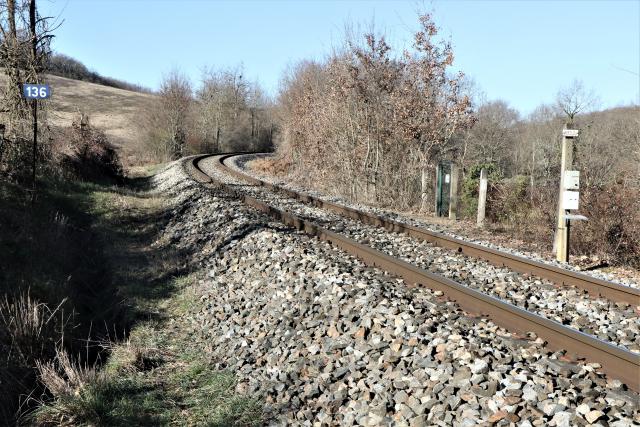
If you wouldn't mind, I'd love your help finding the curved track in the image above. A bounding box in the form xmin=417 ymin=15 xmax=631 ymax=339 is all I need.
xmin=224 ymin=154 xmax=640 ymax=305
xmin=188 ymin=153 xmax=640 ymax=391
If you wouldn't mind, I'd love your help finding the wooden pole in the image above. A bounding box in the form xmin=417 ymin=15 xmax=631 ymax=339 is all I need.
xmin=477 ymin=168 xmax=488 ymax=227
xmin=449 ymin=163 xmax=459 ymax=220
xmin=29 ymin=0 xmax=38 ymax=193
xmin=32 ymin=98 xmax=37 ymax=191
xmin=554 ymin=126 xmax=576 ymax=262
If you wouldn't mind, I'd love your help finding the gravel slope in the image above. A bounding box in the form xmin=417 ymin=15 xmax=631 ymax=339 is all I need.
xmin=151 ymin=158 xmax=640 ymax=426
xmin=151 ymin=159 xmax=640 ymax=426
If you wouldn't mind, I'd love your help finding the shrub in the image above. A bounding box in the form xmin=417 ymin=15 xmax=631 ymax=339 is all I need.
xmin=460 ymin=163 xmax=502 ymax=218
xmin=248 ymin=155 xmax=292 ymax=178
xmin=487 ymin=175 xmax=530 ymax=224
xmin=572 ymin=185 xmax=640 ymax=267
xmin=484 ymin=175 xmax=555 ymax=243
xmin=53 ymin=118 xmax=123 ymax=182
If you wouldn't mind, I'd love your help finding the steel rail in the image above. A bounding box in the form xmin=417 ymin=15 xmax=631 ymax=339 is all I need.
xmin=190 ymin=154 xmax=640 ymax=391
xmin=218 ymin=153 xmax=640 ymax=306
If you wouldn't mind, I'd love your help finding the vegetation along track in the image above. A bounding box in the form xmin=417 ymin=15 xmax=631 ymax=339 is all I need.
xmin=188 ymin=153 xmax=640 ymax=391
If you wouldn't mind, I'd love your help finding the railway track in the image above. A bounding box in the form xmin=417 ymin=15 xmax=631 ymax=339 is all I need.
xmin=188 ymin=153 xmax=640 ymax=391
xmin=225 ymin=154 xmax=639 ymax=304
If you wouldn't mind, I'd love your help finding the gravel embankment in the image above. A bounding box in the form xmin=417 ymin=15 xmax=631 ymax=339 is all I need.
xmin=232 ymin=153 xmax=639 ymax=290
xmin=199 ymin=156 xmax=640 ymax=354
xmin=150 ymin=158 xmax=640 ymax=426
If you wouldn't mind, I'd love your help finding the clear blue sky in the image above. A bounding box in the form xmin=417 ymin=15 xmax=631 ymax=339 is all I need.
xmin=39 ymin=0 xmax=639 ymax=115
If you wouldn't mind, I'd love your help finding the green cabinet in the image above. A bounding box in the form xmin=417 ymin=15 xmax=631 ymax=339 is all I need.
xmin=436 ymin=161 xmax=451 ymax=217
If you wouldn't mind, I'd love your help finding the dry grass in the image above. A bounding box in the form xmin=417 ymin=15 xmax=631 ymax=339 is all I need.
xmin=0 ymin=73 xmax=157 ymax=167
xmin=35 ymin=349 xmax=103 ymax=400
xmin=31 ymin=348 xmax=108 ymax=426
xmin=247 ymin=155 xmax=292 ymax=177
xmin=0 ymin=292 xmax=66 ymax=365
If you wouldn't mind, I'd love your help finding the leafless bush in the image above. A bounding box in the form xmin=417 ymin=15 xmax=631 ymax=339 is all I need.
xmin=573 ymin=185 xmax=640 ymax=267
xmin=159 ymin=69 xmax=193 ymax=160
xmin=249 ymin=155 xmax=292 ymax=178
xmin=277 ymin=14 xmax=474 ymax=209
xmin=50 ymin=116 xmax=123 ymax=182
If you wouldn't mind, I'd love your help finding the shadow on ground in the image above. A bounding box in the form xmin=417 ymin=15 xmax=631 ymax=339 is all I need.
xmin=0 ymin=172 xmax=199 ymax=424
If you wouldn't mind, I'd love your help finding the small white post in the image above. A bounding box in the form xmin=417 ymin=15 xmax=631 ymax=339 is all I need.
xmin=477 ymin=168 xmax=487 ymax=227
xmin=449 ymin=163 xmax=459 ymax=220
xmin=420 ymin=167 xmax=429 ymax=211
xmin=434 ymin=163 xmax=440 ymax=215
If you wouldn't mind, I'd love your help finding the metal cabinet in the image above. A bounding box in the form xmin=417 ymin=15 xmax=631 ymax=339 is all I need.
xmin=436 ymin=161 xmax=451 ymax=217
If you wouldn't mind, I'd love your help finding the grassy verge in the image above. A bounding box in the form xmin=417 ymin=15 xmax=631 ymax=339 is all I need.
xmin=34 ymin=276 xmax=262 ymax=426
xmin=0 ymin=169 xmax=261 ymax=425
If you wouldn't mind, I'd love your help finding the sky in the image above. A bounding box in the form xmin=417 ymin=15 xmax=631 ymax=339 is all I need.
xmin=38 ymin=0 xmax=640 ymax=115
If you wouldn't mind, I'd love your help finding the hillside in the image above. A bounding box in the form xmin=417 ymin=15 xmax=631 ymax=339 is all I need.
xmin=1 ymin=74 xmax=157 ymax=165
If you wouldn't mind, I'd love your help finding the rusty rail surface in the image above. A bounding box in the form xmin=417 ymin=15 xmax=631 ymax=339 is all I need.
xmin=217 ymin=153 xmax=640 ymax=307
xmin=190 ymin=154 xmax=640 ymax=391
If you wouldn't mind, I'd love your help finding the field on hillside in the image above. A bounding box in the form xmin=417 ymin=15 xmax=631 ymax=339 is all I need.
xmin=1 ymin=74 xmax=156 ymax=165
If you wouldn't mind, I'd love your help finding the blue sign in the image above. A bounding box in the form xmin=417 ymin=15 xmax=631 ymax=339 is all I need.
xmin=22 ymin=84 xmax=51 ymax=99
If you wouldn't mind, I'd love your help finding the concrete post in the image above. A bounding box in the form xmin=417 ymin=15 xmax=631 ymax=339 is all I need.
xmin=554 ymin=126 xmax=576 ymax=262
xmin=449 ymin=163 xmax=459 ymax=220
xmin=421 ymin=167 xmax=429 ymax=212
xmin=477 ymin=168 xmax=488 ymax=227
xmin=434 ymin=163 xmax=440 ymax=215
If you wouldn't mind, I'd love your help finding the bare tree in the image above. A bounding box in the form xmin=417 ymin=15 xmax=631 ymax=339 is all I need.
xmin=276 ymin=14 xmax=474 ymax=209
xmin=463 ymin=100 xmax=519 ymax=173
xmin=0 ymin=0 xmax=52 ymax=180
xmin=159 ymin=69 xmax=192 ymax=159
xmin=555 ymin=79 xmax=599 ymax=125
xmin=195 ymin=66 xmax=274 ymax=154
xmin=0 ymin=0 xmax=27 ymax=125
xmin=519 ymin=104 xmax=562 ymax=195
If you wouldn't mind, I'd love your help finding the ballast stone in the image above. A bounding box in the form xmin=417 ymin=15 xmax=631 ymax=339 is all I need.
xmin=154 ymin=158 xmax=640 ymax=426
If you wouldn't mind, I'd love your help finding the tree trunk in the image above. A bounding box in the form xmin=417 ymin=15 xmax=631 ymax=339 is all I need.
xmin=251 ymin=109 xmax=255 ymax=139
xmin=6 ymin=0 xmax=25 ymax=125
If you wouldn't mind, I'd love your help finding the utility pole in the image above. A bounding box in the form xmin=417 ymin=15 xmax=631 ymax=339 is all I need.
xmin=32 ymin=98 xmax=37 ymax=191
xmin=476 ymin=168 xmax=487 ymax=227
xmin=554 ymin=126 xmax=578 ymax=262
xmin=29 ymin=0 xmax=38 ymax=192
xmin=22 ymin=84 xmax=51 ymax=190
